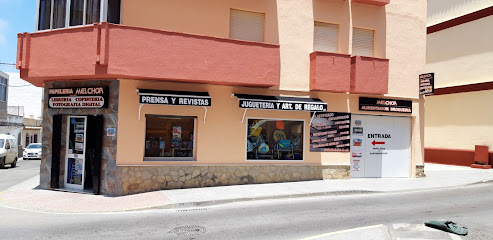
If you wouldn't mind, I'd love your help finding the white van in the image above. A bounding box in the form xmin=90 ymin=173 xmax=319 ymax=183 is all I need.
xmin=0 ymin=134 xmax=18 ymax=168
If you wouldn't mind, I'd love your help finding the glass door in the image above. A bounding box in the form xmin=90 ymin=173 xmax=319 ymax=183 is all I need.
xmin=64 ymin=116 xmax=87 ymax=190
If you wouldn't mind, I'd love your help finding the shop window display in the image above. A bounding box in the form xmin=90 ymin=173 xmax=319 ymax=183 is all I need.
xmin=144 ymin=115 xmax=195 ymax=160
xmin=247 ymin=119 xmax=303 ymax=160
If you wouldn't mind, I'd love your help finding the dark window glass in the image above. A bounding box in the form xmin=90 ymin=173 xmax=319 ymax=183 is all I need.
xmin=145 ymin=116 xmax=195 ymax=159
xmin=247 ymin=119 xmax=304 ymax=160
xmin=38 ymin=0 xmax=52 ymax=30
xmin=107 ymin=0 xmax=121 ymax=24
xmin=53 ymin=0 xmax=67 ymax=29
xmin=70 ymin=0 xmax=84 ymax=26
xmin=86 ymin=0 xmax=100 ymax=24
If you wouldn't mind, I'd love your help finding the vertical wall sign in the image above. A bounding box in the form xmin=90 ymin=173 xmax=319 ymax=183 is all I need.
xmin=419 ymin=73 xmax=434 ymax=95
xmin=310 ymin=112 xmax=351 ymax=152
xmin=48 ymin=86 xmax=109 ymax=108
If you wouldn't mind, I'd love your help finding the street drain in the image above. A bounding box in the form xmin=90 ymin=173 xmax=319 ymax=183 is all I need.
xmin=176 ymin=208 xmax=208 ymax=212
xmin=168 ymin=226 xmax=207 ymax=236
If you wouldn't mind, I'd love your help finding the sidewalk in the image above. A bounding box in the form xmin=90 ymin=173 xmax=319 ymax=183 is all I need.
xmin=1 ymin=163 xmax=492 ymax=213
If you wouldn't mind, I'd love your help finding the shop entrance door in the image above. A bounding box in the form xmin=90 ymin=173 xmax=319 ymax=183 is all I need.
xmin=350 ymin=115 xmax=411 ymax=178
xmin=64 ymin=116 xmax=87 ymax=190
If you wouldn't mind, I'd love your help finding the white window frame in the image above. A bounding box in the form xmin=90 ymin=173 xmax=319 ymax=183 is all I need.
xmin=245 ymin=117 xmax=306 ymax=162
xmin=35 ymin=0 xmax=121 ymax=32
xmin=143 ymin=115 xmax=198 ymax=162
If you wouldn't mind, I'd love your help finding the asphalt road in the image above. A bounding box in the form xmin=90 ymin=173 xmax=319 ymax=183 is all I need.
xmin=0 ymin=158 xmax=40 ymax=191
xmin=1 ymin=174 xmax=492 ymax=240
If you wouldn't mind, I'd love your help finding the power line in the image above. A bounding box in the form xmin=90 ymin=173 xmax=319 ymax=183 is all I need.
xmin=0 ymin=62 xmax=16 ymax=66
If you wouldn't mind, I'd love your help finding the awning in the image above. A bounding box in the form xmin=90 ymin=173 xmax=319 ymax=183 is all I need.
xmin=137 ymin=89 xmax=211 ymax=122
xmin=234 ymin=94 xmax=327 ymax=112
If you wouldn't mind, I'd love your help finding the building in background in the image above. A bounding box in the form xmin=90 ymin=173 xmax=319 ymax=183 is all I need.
xmin=18 ymin=0 xmax=426 ymax=195
xmin=23 ymin=116 xmax=42 ymax=147
xmin=425 ymin=1 xmax=493 ymax=167
xmin=0 ymin=72 xmax=24 ymax=156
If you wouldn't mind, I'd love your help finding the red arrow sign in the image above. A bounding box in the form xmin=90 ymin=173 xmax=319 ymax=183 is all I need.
xmin=372 ymin=140 xmax=385 ymax=146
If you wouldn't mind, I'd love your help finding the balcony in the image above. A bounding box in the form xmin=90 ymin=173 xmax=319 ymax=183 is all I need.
xmin=310 ymin=52 xmax=351 ymax=93
xmin=350 ymin=56 xmax=389 ymax=95
xmin=351 ymin=0 xmax=390 ymax=6
xmin=17 ymin=22 xmax=280 ymax=87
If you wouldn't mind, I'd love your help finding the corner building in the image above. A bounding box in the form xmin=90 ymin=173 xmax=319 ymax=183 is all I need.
xmin=19 ymin=0 xmax=426 ymax=195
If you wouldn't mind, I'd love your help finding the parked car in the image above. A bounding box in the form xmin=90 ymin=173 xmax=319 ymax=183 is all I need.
xmin=0 ymin=134 xmax=18 ymax=168
xmin=23 ymin=143 xmax=42 ymax=160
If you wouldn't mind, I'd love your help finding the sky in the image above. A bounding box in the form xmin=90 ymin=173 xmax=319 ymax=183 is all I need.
xmin=0 ymin=0 xmax=36 ymax=73
xmin=0 ymin=0 xmax=40 ymax=118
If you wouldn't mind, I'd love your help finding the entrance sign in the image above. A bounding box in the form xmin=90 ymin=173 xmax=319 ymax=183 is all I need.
xmin=138 ymin=89 xmax=211 ymax=106
xmin=359 ymin=97 xmax=412 ymax=113
xmin=309 ymin=112 xmax=351 ymax=152
xmin=48 ymin=87 xmax=109 ymax=108
xmin=235 ymin=94 xmax=327 ymax=112
xmin=419 ymin=73 xmax=434 ymax=95
xmin=64 ymin=116 xmax=87 ymax=190
xmin=350 ymin=115 xmax=411 ymax=178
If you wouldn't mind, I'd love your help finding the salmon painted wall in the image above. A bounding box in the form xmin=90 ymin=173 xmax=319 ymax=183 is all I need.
xmin=122 ymin=0 xmax=279 ymax=44
xmin=116 ymin=79 xmax=424 ymax=175
xmin=121 ymin=0 xmax=425 ymax=97
xmin=427 ymin=0 xmax=493 ymax=26
xmin=426 ymin=16 xmax=493 ymax=88
xmin=425 ymin=89 xmax=493 ymax=150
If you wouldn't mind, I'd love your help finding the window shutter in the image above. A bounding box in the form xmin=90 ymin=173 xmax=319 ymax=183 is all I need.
xmin=230 ymin=9 xmax=265 ymax=42
xmin=314 ymin=22 xmax=338 ymax=53
xmin=352 ymin=28 xmax=374 ymax=57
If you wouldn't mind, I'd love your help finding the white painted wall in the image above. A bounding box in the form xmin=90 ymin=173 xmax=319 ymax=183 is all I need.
xmin=6 ymin=72 xmax=43 ymax=119
xmin=428 ymin=0 xmax=493 ymax=26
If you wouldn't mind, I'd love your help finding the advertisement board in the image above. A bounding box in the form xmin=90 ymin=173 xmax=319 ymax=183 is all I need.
xmin=309 ymin=112 xmax=351 ymax=152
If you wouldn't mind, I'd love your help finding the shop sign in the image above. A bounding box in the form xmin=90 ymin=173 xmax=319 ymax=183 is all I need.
xmin=236 ymin=94 xmax=327 ymax=112
xmin=419 ymin=73 xmax=434 ymax=95
xmin=48 ymin=86 xmax=109 ymax=108
xmin=138 ymin=89 xmax=211 ymax=107
xmin=310 ymin=112 xmax=351 ymax=152
xmin=359 ymin=97 xmax=412 ymax=113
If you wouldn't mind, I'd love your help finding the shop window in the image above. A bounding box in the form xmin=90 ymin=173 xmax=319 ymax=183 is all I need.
xmin=314 ymin=21 xmax=338 ymax=53
xmin=246 ymin=119 xmax=304 ymax=160
xmin=352 ymin=27 xmax=374 ymax=57
xmin=230 ymin=9 xmax=265 ymax=42
xmin=37 ymin=0 xmax=121 ymax=31
xmin=144 ymin=115 xmax=195 ymax=160
xmin=0 ymin=77 xmax=7 ymax=101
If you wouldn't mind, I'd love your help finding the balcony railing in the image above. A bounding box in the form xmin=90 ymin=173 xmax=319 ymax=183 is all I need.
xmin=310 ymin=52 xmax=351 ymax=93
xmin=17 ymin=22 xmax=280 ymax=87
xmin=350 ymin=56 xmax=389 ymax=95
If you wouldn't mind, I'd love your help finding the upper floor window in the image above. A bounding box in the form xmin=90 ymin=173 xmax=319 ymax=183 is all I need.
xmin=352 ymin=27 xmax=374 ymax=57
xmin=37 ymin=0 xmax=121 ymax=31
xmin=229 ymin=9 xmax=265 ymax=42
xmin=314 ymin=21 xmax=338 ymax=53
xmin=0 ymin=77 xmax=7 ymax=102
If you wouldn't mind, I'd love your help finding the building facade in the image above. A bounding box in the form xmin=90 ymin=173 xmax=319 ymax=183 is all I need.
xmin=425 ymin=1 xmax=493 ymax=166
xmin=19 ymin=0 xmax=426 ymax=195
xmin=0 ymin=73 xmax=23 ymax=156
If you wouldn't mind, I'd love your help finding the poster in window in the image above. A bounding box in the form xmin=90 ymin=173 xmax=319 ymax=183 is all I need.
xmin=75 ymin=134 xmax=83 ymax=142
xmin=310 ymin=112 xmax=351 ymax=152
xmin=172 ymin=126 xmax=182 ymax=139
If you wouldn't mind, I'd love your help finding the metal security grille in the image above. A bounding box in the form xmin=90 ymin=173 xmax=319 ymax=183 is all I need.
xmin=352 ymin=27 xmax=374 ymax=57
xmin=229 ymin=9 xmax=265 ymax=42
xmin=314 ymin=22 xmax=338 ymax=53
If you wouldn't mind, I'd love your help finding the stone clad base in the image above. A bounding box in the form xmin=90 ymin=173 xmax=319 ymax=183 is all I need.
xmin=118 ymin=165 xmax=350 ymax=195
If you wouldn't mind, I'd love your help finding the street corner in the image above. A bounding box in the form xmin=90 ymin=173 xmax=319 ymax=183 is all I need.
xmin=299 ymin=224 xmax=391 ymax=240
xmin=0 ymin=187 xmax=175 ymax=213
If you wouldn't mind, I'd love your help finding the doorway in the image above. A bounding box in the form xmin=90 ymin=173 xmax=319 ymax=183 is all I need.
xmin=51 ymin=115 xmax=104 ymax=194
xmin=350 ymin=114 xmax=411 ymax=178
